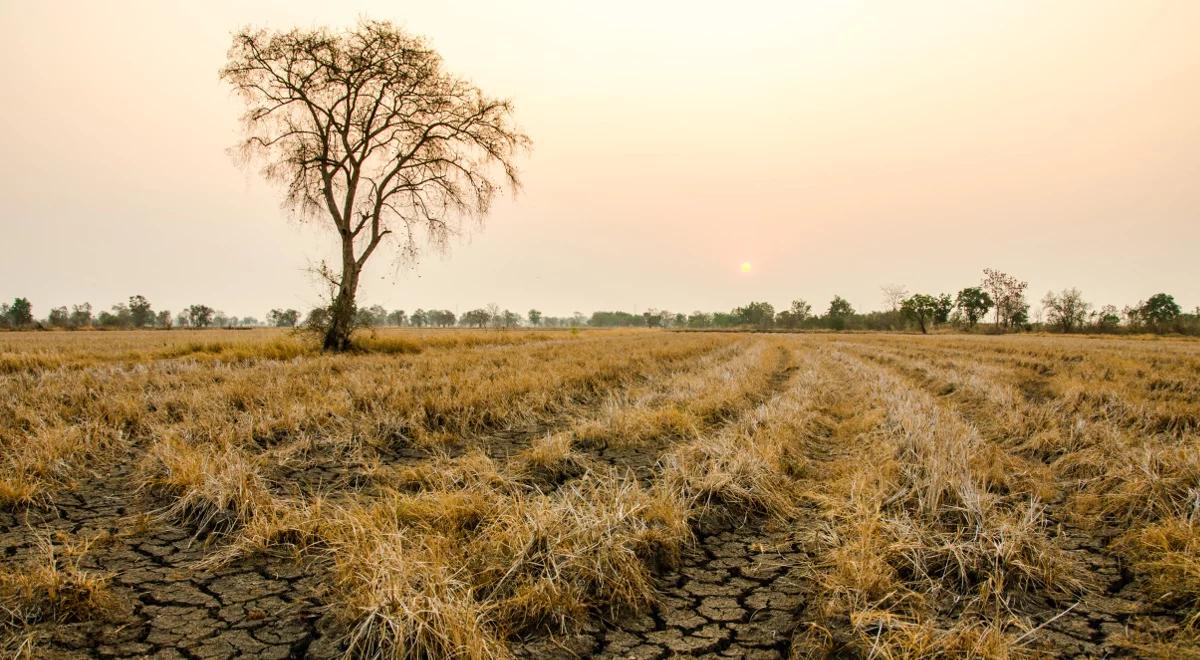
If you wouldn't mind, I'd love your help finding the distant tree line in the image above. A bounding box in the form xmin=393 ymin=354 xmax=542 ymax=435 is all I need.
xmin=583 ymin=268 xmax=1198 ymax=335
xmin=3 ymin=270 xmax=1197 ymax=335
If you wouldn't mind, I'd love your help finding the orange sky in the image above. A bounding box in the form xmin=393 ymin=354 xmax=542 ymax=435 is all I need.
xmin=2 ymin=1 xmax=1198 ymax=319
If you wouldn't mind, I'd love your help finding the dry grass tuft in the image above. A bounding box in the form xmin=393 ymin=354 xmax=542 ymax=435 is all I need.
xmin=0 ymin=477 xmax=41 ymax=510
xmin=320 ymin=474 xmax=690 ymax=657
xmin=392 ymin=451 xmax=516 ymax=494
xmin=468 ymin=477 xmax=690 ymax=631
xmin=512 ymin=434 xmax=590 ymax=489
xmin=0 ymin=536 xmax=117 ymax=629
xmin=334 ymin=532 xmax=504 ymax=660
xmin=662 ymin=434 xmax=796 ymax=520
xmin=1115 ymin=516 xmax=1200 ymax=624
xmin=1072 ymin=443 xmax=1200 ymax=525
xmin=139 ymin=437 xmax=273 ymax=536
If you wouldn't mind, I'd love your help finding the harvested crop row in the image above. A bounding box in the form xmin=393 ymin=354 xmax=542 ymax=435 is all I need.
xmin=818 ymin=335 xmax=1200 ymax=655
xmin=0 ymin=331 xmax=730 ymax=510
xmin=790 ymin=342 xmax=1083 ymax=657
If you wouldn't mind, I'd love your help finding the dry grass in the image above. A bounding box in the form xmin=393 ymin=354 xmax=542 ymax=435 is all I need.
xmin=1116 ymin=517 xmax=1200 ymax=624
xmin=139 ymin=436 xmax=273 ymax=536
xmin=0 ymin=534 xmax=117 ymax=656
xmin=2 ymin=329 xmax=1199 ymax=656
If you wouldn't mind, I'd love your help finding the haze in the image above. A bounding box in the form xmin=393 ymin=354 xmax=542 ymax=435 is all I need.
xmin=2 ymin=1 xmax=1198 ymax=318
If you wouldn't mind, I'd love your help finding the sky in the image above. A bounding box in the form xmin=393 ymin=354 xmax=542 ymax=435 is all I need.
xmin=2 ymin=0 xmax=1199 ymax=320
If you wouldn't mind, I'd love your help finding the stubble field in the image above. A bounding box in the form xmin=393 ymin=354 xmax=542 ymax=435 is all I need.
xmin=1 ymin=329 xmax=1198 ymax=659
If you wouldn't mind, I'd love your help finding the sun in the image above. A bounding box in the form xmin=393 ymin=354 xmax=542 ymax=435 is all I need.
xmin=740 ymin=261 xmax=752 ymax=273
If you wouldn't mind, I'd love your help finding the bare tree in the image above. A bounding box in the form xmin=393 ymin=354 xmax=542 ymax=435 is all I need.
xmin=222 ymin=21 xmax=529 ymax=350
xmin=486 ymin=303 xmax=502 ymax=330
xmin=880 ymin=284 xmax=908 ymax=312
xmin=981 ymin=268 xmax=1028 ymax=330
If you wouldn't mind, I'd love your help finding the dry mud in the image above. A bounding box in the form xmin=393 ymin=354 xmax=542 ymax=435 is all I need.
xmin=0 ymin=464 xmax=337 ymax=659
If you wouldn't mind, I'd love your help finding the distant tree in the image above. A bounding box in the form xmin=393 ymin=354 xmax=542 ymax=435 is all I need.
xmin=222 ymin=21 xmax=529 ymax=351
xmin=212 ymin=311 xmax=232 ymax=328
xmin=776 ymin=300 xmax=812 ymax=329
xmin=687 ymin=311 xmax=712 ymax=328
xmin=98 ymin=305 xmax=130 ymax=328
xmin=733 ymin=301 xmax=775 ymax=329
xmin=7 ymin=298 xmax=33 ymax=327
xmin=933 ymin=294 xmax=953 ymax=324
xmin=460 ymin=308 xmax=490 ymax=328
xmin=1042 ymin=288 xmax=1090 ymax=333
xmin=268 ymin=308 xmax=301 ymax=327
xmin=501 ymin=310 xmax=521 ymax=328
xmin=881 ymin=284 xmax=908 ymax=312
xmin=156 ymin=310 xmax=174 ymax=329
xmin=411 ymin=309 xmax=428 ymax=328
xmin=100 ymin=304 xmax=133 ymax=329
xmin=355 ymin=307 xmax=381 ymax=328
xmin=1010 ymin=303 xmax=1030 ymax=329
xmin=386 ymin=309 xmax=407 ymax=326
xmin=429 ymin=309 xmax=455 ymax=327
xmin=826 ymin=296 xmax=854 ymax=331
xmin=643 ymin=310 xmax=662 ymax=328
xmin=304 ymin=307 xmax=329 ymax=330
xmin=187 ymin=305 xmax=215 ymax=328
xmin=129 ymin=295 xmax=154 ymax=328
xmin=1095 ymin=304 xmax=1121 ymax=331
xmin=672 ymin=312 xmax=687 ymax=327
xmin=69 ymin=303 xmax=93 ymax=329
xmin=527 ymin=309 xmax=542 ymax=327
xmin=48 ymin=306 xmax=70 ymax=328
xmin=900 ymin=294 xmax=940 ymax=334
xmin=710 ymin=312 xmax=738 ymax=328
xmin=981 ymin=269 xmax=1028 ymax=331
xmin=486 ymin=304 xmax=502 ymax=330
xmin=175 ymin=311 xmax=191 ymax=328
xmin=367 ymin=305 xmax=391 ymax=326
xmin=241 ymin=316 xmax=258 ymax=327
xmin=589 ymin=311 xmax=640 ymax=327
xmin=1138 ymin=293 xmax=1181 ymax=333
xmin=954 ymin=287 xmax=993 ymax=329
xmin=790 ymin=299 xmax=812 ymax=322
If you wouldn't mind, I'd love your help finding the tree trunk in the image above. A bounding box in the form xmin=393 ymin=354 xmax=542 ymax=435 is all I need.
xmin=323 ymin=250 xmax=359 ymax=352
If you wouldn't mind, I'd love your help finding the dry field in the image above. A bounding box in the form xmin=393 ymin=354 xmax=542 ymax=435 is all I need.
xmin=1 ymin=329 xmax=1198 ymax=659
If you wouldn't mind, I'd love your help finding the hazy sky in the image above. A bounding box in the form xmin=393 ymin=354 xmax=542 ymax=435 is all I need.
xmin=2 ymin=1 xmax=1198 ymax=319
